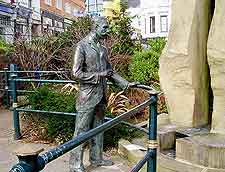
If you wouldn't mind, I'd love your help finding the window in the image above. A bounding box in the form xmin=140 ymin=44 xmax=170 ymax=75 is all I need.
xmin=56 ymin=0 xmax=62 ymax=9
xmin=150 ymin=16 xmax=155 ymax=33
xmin=28 ymin=0 xmax=32 ymax=8
xmin=45 ymin=0 xmax=51 ymax=6
xmin=88 ymin=4 xmax=95 ymax=12
xmin=0 ymin=17 xmax=11 ymax=26
xmin=65 ymin=3 xmax=72 ymax=14
xmin=89 ymin=0 xmax=95 ymax=4
xmin=160 ymin=15 xmax=168 ymax=32
xmin=97 ymin=4 xmax=103 ymax=11
xmin=144 ymin=18 xmax=146 ymax=34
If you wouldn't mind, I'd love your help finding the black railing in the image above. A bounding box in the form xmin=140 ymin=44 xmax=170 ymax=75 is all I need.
xmin=0 ymin=64 xmax=160 ymax=172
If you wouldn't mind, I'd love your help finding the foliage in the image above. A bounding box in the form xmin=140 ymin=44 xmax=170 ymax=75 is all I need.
xmin=23 ymin=85 xmax=144 ymax=147
xmin=129 ymin=38 xmax=166 ymax=85
xmin=10 ymin=17 xmax=93 ymax=78
xmin=148 ymin=37 xmax=166 ymax=54
xmin=110 ymin=54 xmax=131 ymax=81
xmin=61 ymin=83 xmax=79 ymax=95
xmin=108 ymin=4 xmax=140 ymax=55
xmin=25 ymin=85 xmax=76 ymax=143
xmin=107 ymin=91 xmax=129 ymax=115
xmin=0 ymin=38 xmax=14 ymax=60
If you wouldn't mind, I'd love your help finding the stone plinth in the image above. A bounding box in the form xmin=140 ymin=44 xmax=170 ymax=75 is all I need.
xmin=207 ymin=0 xmax=225 ymax=134
xmin=158 ymin=124 xmax=176 ymax=151
xmin=159 ymin=0 xmax=211 ymax=127
xmin=158 ymin=152 xmax=225 ymax=172
xmin=176 ymin=133 xmax=225 ymax=169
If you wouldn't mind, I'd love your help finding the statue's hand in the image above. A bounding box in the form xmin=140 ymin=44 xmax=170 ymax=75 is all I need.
xmin=128 ymin=82 xmax=140 ymax=88
xmin=99 ymin=70 xmax=113 ymax=77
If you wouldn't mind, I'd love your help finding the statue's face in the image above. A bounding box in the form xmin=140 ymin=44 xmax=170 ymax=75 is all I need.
xmin=96 ymin=19 xmax=109 ymax=38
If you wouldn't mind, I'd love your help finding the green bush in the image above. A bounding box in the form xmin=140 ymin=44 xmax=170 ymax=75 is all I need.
xmin=129 ymin=38 xmax=166 ymax=85
xmin=25 ymin=85 xmax=76 ymax=143
xmin=24 ymin=85 xmax=143 ymax=147
xmin=0 ymin=38 xmax=14 ymax=61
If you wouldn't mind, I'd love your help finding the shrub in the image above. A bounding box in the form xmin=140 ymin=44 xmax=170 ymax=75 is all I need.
xmin=108 ymin=4 xmax=141 ymax=55
xmin=23 ymin=85 xmax=144 ymax=147
xmin=129 ymin=38 xmax=166 ymax=85
xmin=24 ymin=85 xmax=76 ymax=144
xmin=10 ymin=17 xmax=93 ymax=77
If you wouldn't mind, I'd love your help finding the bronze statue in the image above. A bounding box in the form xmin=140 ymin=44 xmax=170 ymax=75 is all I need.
xmin=70 ymin=17 xmax=137 ymax=172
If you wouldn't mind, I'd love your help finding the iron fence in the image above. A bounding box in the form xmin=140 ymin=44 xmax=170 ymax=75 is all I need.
xmin=0 ymin=64 xmax=160 ymax=172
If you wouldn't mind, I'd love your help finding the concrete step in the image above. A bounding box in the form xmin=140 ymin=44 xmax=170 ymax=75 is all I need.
xmin=118 ymin=139 xmax=147 ymax=172
xmin=176 ymin=133 xmax=225 ymax=169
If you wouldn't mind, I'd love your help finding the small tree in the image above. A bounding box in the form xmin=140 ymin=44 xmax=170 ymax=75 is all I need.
xmin=108 ymin=1 xmax=139 ymax=55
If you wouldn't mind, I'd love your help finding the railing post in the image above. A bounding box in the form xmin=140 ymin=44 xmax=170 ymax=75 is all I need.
xmin=147 ymin=94 xmax=158 ymax=172
xmin=4 ymin=67 xmax=10 ymax=108
xmin=10 ymin=64 xmax=21 ymax=139
xmin=10 ymin=145 xmax=45 ymax=172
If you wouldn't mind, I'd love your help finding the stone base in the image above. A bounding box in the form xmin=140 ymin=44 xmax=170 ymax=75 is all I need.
xmin=158 ymin=152 xmax=225 ymax=172
xmin=158 ymin=124 xmax=176 ymax=151
xmin=118 ymin=138 xmax=225 ymax=172
xmin=176 ymin=133 xmax=225 ymax=169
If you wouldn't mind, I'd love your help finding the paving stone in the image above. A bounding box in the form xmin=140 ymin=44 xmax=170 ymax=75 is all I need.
xmin=0 ymin=109 xmax=130 ymax=172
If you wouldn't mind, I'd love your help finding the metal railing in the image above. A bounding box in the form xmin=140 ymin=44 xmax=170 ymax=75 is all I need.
xmin=0 ymin=64 xmax=159 ymax=172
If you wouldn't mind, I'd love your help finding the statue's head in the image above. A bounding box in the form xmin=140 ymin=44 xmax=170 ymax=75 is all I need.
xmin=92 ymin=17 xmax=109 ymax=38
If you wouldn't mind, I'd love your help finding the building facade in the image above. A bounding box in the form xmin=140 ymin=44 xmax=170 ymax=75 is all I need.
xmin=40 ymin=0 xmax=85 ymax=34
xmin=0 ymin=0 xmax=15 ymax=43
xmin=128 ymin=0 xmax=172 ymax=39
xmin=15 ymin=0 xmax=33 ymax=40
xmin=91 ymin=0 xmax=171 ymax=39
xmin=32 ymin=0 xmax=41 ymax=37
xmin=85 ymin=0 xmax=123 ymax=17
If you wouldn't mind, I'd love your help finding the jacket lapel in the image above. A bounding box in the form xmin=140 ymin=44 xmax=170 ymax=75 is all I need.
xmin=88 ymin=39 xmax=101 ymax=70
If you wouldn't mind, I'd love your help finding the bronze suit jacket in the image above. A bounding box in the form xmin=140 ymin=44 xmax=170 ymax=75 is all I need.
xmin=72 ymin=35 xmax=129 ymax=112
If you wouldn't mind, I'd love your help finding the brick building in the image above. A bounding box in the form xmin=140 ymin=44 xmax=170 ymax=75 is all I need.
xmin=40 ymin=0 xmax=85 ymax=34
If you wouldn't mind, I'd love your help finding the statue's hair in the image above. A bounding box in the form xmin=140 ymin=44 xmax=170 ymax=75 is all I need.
xmin=92 ymin=16 xmax=108 ymax=30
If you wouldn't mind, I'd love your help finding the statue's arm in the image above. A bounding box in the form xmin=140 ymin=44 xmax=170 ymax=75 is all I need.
xmin=105 ymin=57 xmax=129 ymax=89
xmin=109 ymin=72 xmax=129 ymax=90
xmin=72 ymin=44 xmax=99 ymax=84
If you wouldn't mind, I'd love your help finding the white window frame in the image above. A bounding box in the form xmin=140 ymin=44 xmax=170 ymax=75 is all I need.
xmin=45 ymin=0 xmax=52 ymax=6
xmin=150 ymin=16 xmax=155 ymax=33
xmin=160 ymin=15 xmax=168 ymax=33
xmin=64 ymin=2 xmax=72 ymax=14
xmin=56 ymin=0 xmax=63 ymax=9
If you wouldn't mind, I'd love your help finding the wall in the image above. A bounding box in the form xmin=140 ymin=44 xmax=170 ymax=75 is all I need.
xmin=128 ymin=0 xmax=171 ymax=39
xmin=32 ymin=0 xmax=41 ymax=21
xmin=40 ymin=0 xmax=85 ymax=19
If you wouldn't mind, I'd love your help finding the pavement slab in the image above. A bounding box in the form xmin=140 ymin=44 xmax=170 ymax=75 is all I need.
xmin=0 ymin=109 xmax=130 ymax=172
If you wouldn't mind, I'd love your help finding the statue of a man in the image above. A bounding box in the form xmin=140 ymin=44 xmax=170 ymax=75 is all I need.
xmin=70 ymin=17 xmax=136 ymax=172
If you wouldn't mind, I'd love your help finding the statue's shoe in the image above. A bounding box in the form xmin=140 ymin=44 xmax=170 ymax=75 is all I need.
xmin=69 ymin=166 xmax=86 ymax=172
xmin=91 ymin=159 xmax=114 ymax=167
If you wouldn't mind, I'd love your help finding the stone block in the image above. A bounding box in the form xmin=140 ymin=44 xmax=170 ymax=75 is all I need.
xmin=157 ymin=124 xmax=176 ymax=151
xmin=207 ymin=0 xmax=225 ymax=134
xmin=158 ymin=151 xmax=225 ymax=172
xmin=118 ymin=139 xmax=147 ymax=171
xmin=159 ymin=0 xmax=212 ymax=128
xmin=176 ymin=133 xmax=225 ymax=169
xmin=158 ymin=153 xmax=204 ymax=172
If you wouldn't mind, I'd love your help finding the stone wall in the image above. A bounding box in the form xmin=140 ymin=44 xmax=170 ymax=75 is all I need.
xmin=159 ymin=0 xmax=211 ymax=128
xmin=207 ymin=0 xmax=225 ymax=134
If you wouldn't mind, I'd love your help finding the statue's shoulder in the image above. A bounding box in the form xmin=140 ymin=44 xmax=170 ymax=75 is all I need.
xmin=76 ymin=36 xmax=89 ymax=49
